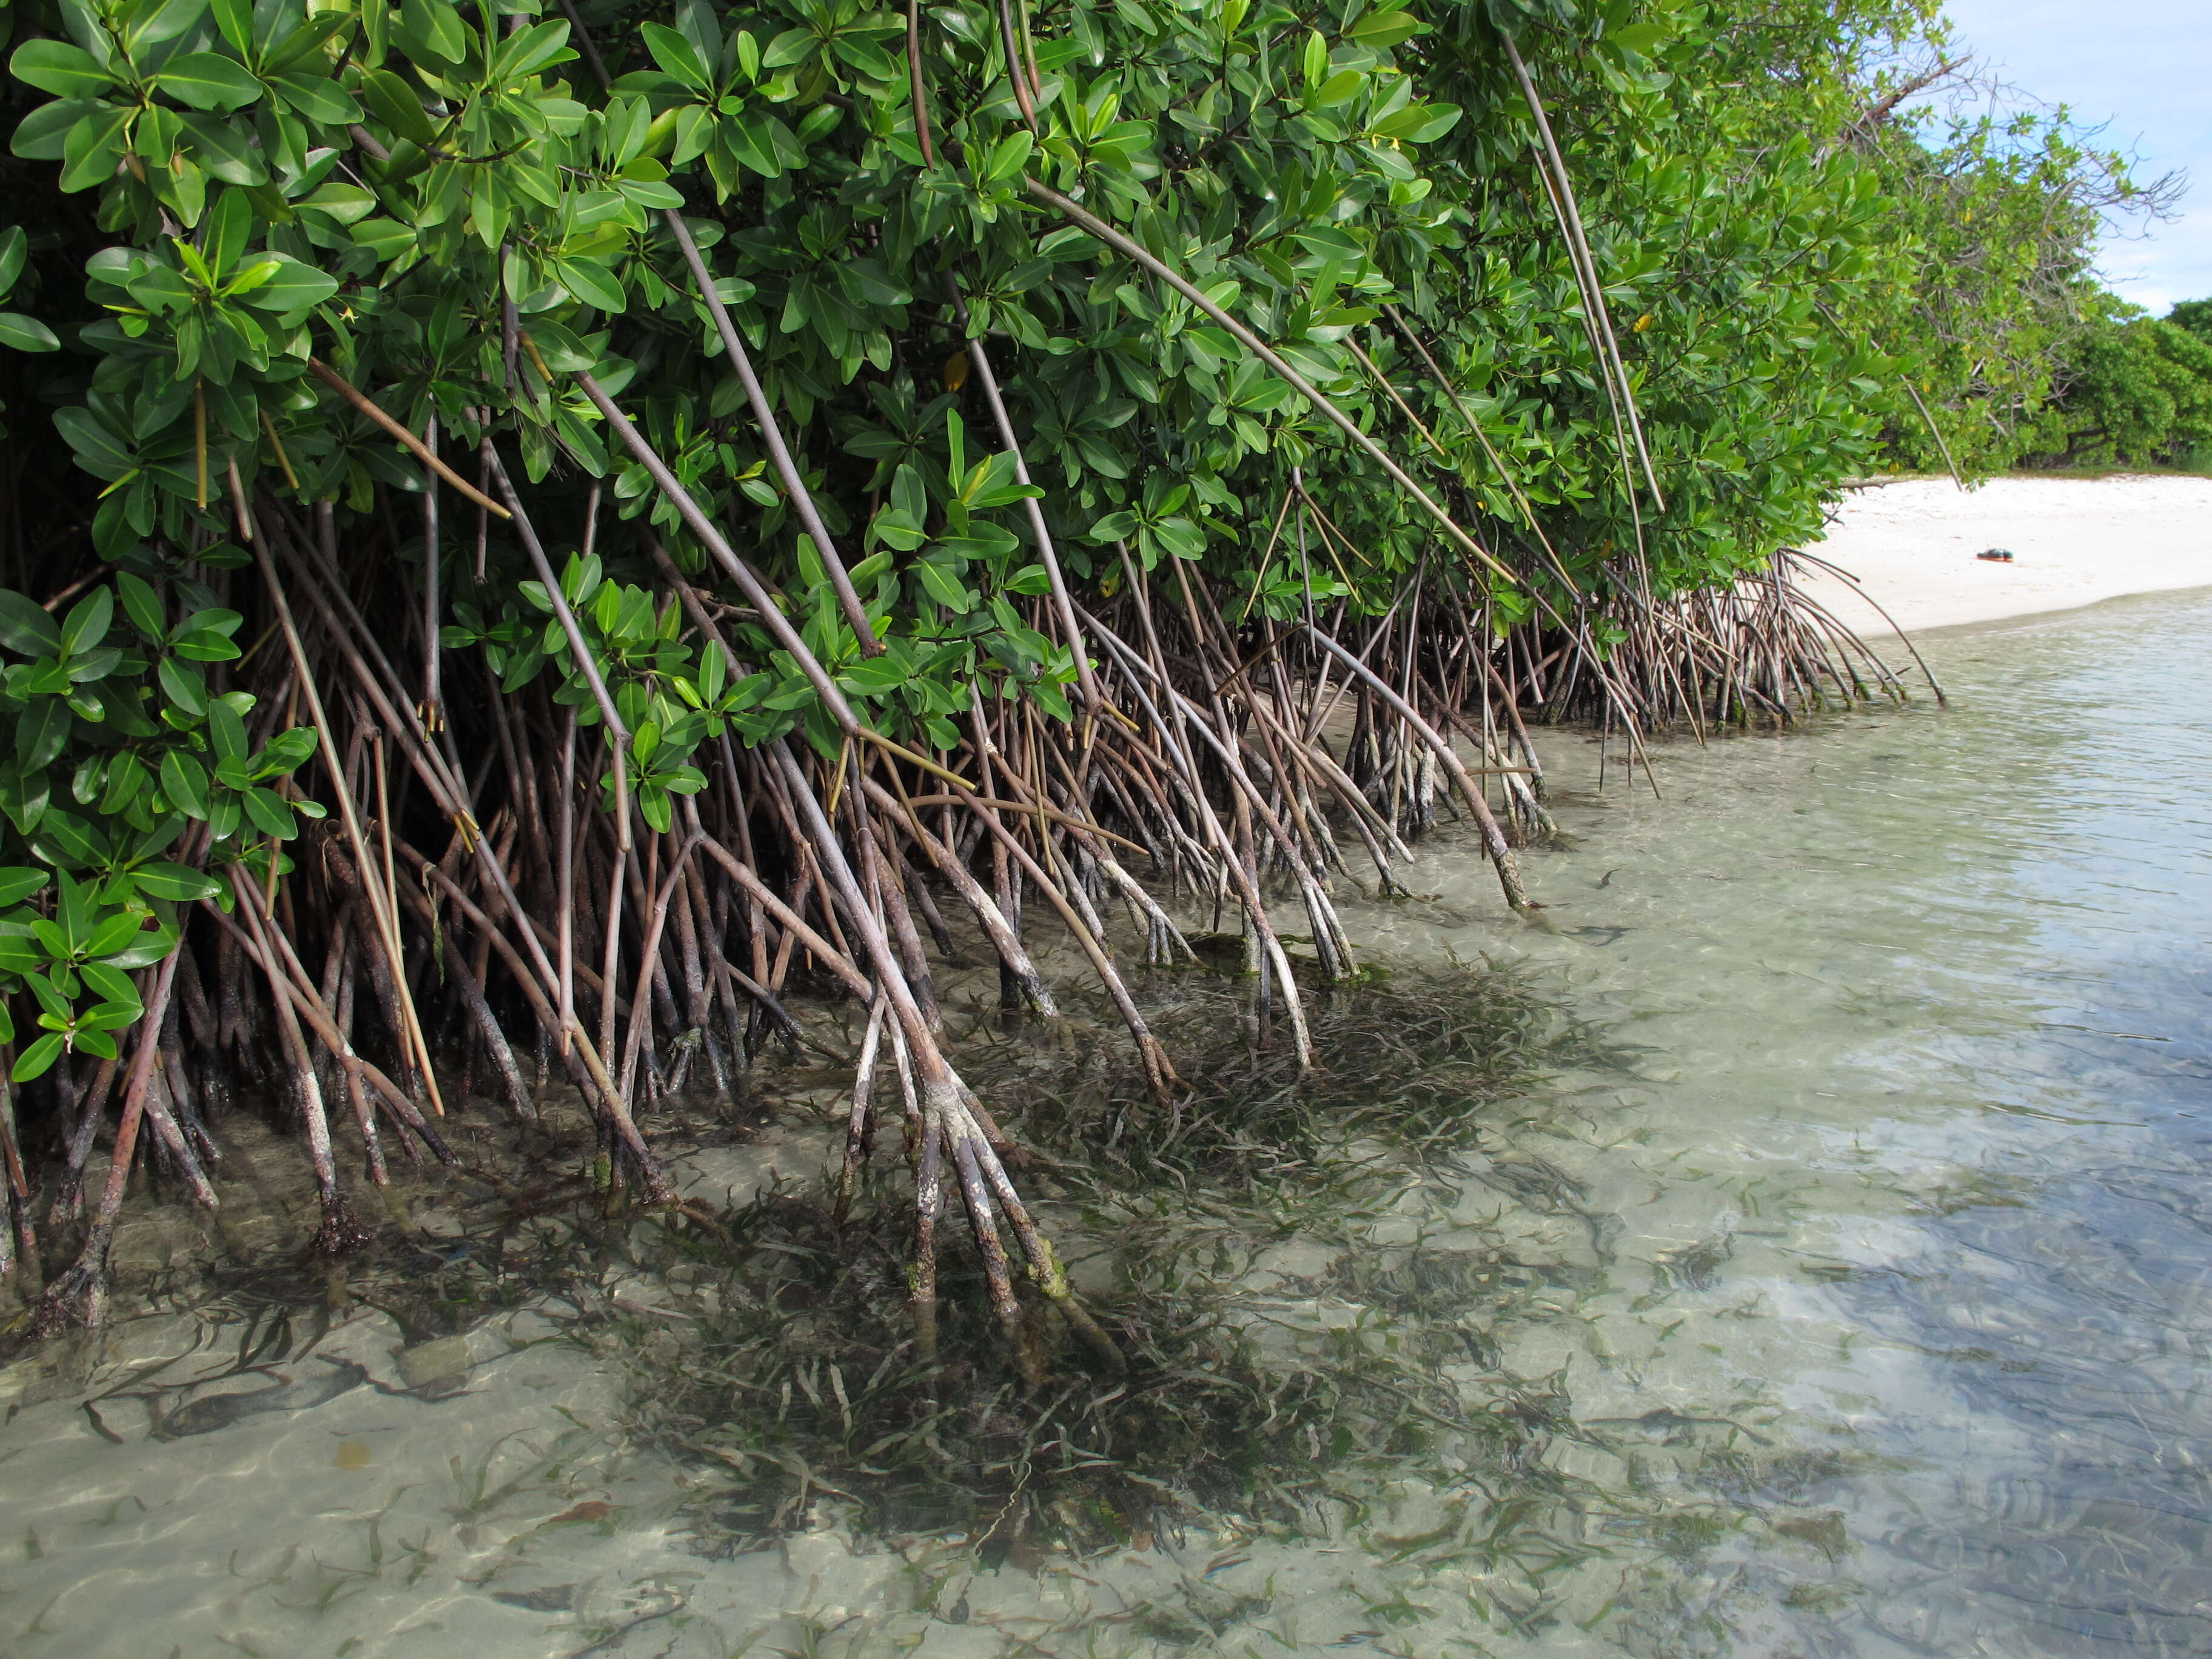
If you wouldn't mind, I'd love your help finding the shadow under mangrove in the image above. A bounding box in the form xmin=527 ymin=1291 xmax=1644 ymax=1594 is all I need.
xmin=604 ymin=960 xmax=1628 ymax=1571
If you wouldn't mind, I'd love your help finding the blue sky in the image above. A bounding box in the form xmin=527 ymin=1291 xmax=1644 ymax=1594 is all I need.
xmin=1933 ymin=0 xmax=2210 ymax=314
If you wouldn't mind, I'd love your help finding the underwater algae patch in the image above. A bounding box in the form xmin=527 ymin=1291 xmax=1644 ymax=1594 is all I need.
xmin=589 ymin=965 xmax=1639 ymax=1608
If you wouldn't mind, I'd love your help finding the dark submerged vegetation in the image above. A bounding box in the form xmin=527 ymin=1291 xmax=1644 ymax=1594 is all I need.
xmin=0 ymin=0 xmax=2090 ymax=1346
xmin=612 ymin=962 xmax=1614 ymax=1561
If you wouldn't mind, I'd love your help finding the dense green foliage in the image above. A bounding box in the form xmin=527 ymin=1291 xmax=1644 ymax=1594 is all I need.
xmin=2019 ymin=294 xmax=2212 ymax=470
xmin=2167 ymin=298 xmax=2212 ymax=343
xmin=1855 ymin=104 xmax=2127 ymax=475
xmin=0 ymin=0 xmax=1943 ymax=1087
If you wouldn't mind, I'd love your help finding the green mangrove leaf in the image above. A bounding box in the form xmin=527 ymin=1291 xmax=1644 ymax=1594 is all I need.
xmin=125 ymin=860 xmax=220 ymax=902
xmin=240 ymin=785 xmax=296 ymax=839
xmin=160 ymin=749 xmax=210 ymax=821
xmin=0 ymin=591 xmax=62 ymax=657
xmin=153 ymin=53 xmax=266 ymax=114
xmin=54 ymin=406 xmax=135 ymax=480
xmin=100 ymin=922 xmax=181 ymax=968
xmin=267 ymin=70 xmax=358 ymax=126
xmin=0 ymin=867 xmax=52 ymax=906
xmin=60 ymin=588 xmax=112 ymax=656
xmin=359 ymin=67 xmax=439 ymax=148
xmin=397 ymin=0 xmax=468 ymax=66
xmin=13 ymin=1033 xmax=66 ymax=1082
xmin=233 ymin=255 xmax=337 ymax=313
xmin=121 ymin=0 xmax=213 ymax=54
xmin=9 ymin=40 xmax=119 ymax=99
xmin=16 ymin=699 xmax=72 ymax=771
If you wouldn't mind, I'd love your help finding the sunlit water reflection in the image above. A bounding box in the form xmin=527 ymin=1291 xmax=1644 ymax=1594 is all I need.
xmin=2 ymin=588 xmax=2207 ymax=1657
xmin=1356 ymin=586 xmax=2212 ymax=1657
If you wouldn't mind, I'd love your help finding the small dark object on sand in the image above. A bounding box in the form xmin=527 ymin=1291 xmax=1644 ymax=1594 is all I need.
xmin=1977 ymin=548 xmax=2015 ymax=562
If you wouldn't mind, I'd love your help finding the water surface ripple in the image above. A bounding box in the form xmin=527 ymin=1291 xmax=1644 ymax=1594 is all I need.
xmin=1351 ymin=586 xmax=2212 ymax=1657
xmin=1 ymin=589 xmax=2207 ymax=1658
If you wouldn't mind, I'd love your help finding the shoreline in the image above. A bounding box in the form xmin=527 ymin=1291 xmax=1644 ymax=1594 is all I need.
xmin=1798 ymin=473 xmax=2212 ymax=638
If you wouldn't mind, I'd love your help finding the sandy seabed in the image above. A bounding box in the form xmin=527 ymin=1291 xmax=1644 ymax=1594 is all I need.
xmin=1801 ymin=472 xmax=2212 ymax=635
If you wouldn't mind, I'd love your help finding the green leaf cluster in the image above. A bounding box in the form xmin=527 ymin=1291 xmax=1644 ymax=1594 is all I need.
xmin=0 ymin=562 xmax=317 ymax=1077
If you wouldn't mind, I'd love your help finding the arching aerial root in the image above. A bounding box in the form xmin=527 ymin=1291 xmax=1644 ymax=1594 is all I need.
xmin=12 ymin=468 xmax=1915 ymax=1370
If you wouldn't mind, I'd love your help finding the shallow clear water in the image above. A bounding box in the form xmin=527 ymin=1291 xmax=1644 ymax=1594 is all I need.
xmin=1355 ymin=586 xmax=2212 ymax=1656
xmin=2 ymin=588 xmax=2208 ymax=1658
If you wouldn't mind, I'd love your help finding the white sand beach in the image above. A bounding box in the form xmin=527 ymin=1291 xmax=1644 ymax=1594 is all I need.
xmin=1801 ymin=473 xmax=2212 ymax=636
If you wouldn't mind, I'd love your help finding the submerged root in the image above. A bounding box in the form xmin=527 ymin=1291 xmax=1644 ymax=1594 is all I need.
xmin=307 ymin=1194 xmax=375 ymax=1262
xmin=0 ymin=458 xmax=1915 ymax=1356
xmin=28 ymin=1256 xmax=108 ymax=1338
